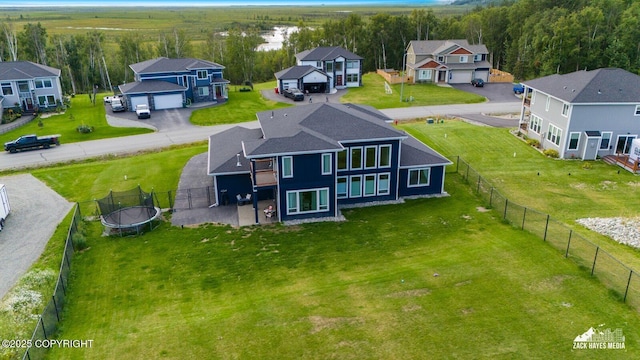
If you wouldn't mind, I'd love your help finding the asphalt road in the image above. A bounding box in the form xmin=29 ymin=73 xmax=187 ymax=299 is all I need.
xmin=0 ymin=93 xmax=523 ymax=171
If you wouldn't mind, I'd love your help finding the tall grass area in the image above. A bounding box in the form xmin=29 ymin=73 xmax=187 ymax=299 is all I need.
xmin=190 ymin=82 xmax=291 ymax=125
xmin=47 ymin=177 xmax=640 ymax=359
xmin=0 ymin=93 xmax=151 ymax=145
xmin=340 ymin=73 xmax=486 ymax=109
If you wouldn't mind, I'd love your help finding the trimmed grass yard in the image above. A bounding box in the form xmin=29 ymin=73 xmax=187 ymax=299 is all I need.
xmin=48 ymin=177 xmax=640 ymax=359
xmin=0 ymin=93 xmax=151 ymax=145
xmin=340 ymin=72 xmax=486 ymax=109
xmin=190 ymin=82 xmax=291 ymax=126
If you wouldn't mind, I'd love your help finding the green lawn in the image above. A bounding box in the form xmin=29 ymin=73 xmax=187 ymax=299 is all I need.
xmin=340 ymin=72 xmax=486 ymax=109
xmin=0 ymin=94 xmax=151 ymax=145
xmin=190 ymin=82 xmax=291 ymax=125
xmin=46 ymin=176 xmax=640 ymax=360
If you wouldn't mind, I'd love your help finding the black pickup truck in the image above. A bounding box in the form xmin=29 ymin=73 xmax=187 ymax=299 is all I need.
xmin=4 ymin=134 xmax=61 ymax=153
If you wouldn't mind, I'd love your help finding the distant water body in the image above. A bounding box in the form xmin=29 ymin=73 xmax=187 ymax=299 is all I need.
xmin=0 ymin=0 xmax=450 ymax=7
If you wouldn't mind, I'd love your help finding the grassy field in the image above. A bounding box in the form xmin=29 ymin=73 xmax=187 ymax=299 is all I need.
xmin=340 ymin=73 xmax=486 ymax=109
xmin=190 ymin=82 xmax=291 ymax=125
xmin=0 ymin=93 xmax=151 ymax=145
xmin=46 ymin=176 xmax=640 ymax=359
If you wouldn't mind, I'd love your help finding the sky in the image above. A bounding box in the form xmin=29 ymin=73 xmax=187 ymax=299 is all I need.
xmin=0 ymin=0 xmax=449 ymax=7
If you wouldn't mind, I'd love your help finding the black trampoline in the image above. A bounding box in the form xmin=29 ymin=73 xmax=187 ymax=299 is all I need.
xmin=96 ymin=186 xmax=161 ymax=236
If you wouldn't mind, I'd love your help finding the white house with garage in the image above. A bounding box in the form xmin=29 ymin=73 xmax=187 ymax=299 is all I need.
xmin=119 ymin=57 xmax=229 ymax=111
xmin=295 ymin=46 xmax=363 ymax=91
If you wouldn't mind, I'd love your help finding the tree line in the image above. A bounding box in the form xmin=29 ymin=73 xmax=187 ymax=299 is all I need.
xmin=1 ymin=0 xmax=639 ymax=95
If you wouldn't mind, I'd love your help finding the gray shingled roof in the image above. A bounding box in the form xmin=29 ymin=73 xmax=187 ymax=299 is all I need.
xmin=208 ymin=127 xmax=263 ymax=175
xmin=130 ymin=57 xmax=224 ymax=74
xmin=409 ymin=39 xmax=488 ymax=56
xmin=119 ymin=80 xmax=186 ymax=95
xmin=275 ymin=65 xmax=328 ymax=80
xmin=400 ymin=136 xmax=452 ymax=167
xmin=523 ymin=68 xmax=640 ymax=103
xmin=0 ymin=61 xmax=60 ymax=80
xmin=295 ymin=46 xmax=363 ymax=62
xmin=243 ymin=130 xmax=341 ymax=157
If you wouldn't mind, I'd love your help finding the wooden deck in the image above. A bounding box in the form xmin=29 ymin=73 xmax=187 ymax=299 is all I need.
xmin=603 ymin=155 xmax=640 ymax=173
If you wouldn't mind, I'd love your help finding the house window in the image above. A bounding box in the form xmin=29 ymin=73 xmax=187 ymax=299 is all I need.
xmin=364 ymin=174 xmax=376 ymax=196
xmin=346 ymin=74 xmax=359 ymax=83
xmin=337 ymin=177 xmax=348 ymax=198
xmin=350 ymin=176 xmax=362 ymax=197
xmin=18 ymin=82 xmax=29 ymax=92
xmin=547 ymin=124 xmax=562 ymax=146
xmin=350 ymin=147 xmax=362 ymax=170
xmin=322 ymin=153 xmax=332 ymax=175
xmin=364 ymin=146 xmax=377 ymax=169
xmin=286 ymin=188 xmax=329 ymax=214
xmin=474 ymin=54 xmax=482 ymax=61
xmin=530 ymin=114 xmax=542 ymax=134
xmin=37 ymin=95 xmax=56 ymax=107
xmin=282 ymin=156 xmax=293 ymax=178
xmin=198 ymin=87 xmax=209 ymax=96
xmin=408 ymin=168 xmax=430 ymax=187
xmin=600 ymin=132 xmax=612 ymax=150
xmin=545 ymin=97 xmax=551 ymax=111
xmin=325 ymin=62 xmax=333 ymax=72
xmin=335 ymin=62 xmax=343 ymax=71
xmin=197 ymin=70 xmax=208 ymax=79
xmin=531 ymin=91 xmax=536 ymax=104
xmin=459 ymin=55 xmax=468 ymax=63
xmin=378 ymin=145 xmax=391 ymax=168
xmin=635 ymin=105 xmax=640 ymax=116
xmin=437 ymin=55 xmax=444 ymax=62
xmin=316 ymin=61 xmax=322 ymax=68
xmin=337 ymin=149 xmax=348 ymax=170
xmin=568 ymin=132 xmax=580 ymax=150
xmin=1 ymin=82 xmax=13 ymax=96
xmin=346 ymin=60 xmax=358 ymax=69
xmin=378 ymin=173 xmax=390 ymax=195
xmin=562 ymin=103 xmax=569 ymax=117
xmin=35 ymin=79 xmax=52 ymax=88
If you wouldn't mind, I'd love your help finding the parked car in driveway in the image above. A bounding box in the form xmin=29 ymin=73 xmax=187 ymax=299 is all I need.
xmin=283 ymin=88 xmax=305 ymax=101
xmin=513 ymin=83 xmax=525 ymax=94
xmin=471 ymin=78 xmax=484 ymax=87
xmin=110 ymin=98 xmax=126 ymax=112
xmin=135 ymin=104 xmax=151 ymax=119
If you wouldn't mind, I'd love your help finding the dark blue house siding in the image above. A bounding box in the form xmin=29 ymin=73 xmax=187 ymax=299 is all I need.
xmin=336 ymin=139 xmax=400 ymax=205
xmin=278 ymin=153 xmax=337 ymax=221
xmin=398 ymin=165 xmax=445 ymax=197
xmin=215 ymin=174 xmax=252 ymax=205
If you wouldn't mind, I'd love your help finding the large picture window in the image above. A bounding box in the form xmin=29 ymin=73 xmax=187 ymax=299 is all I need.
xmin=408 ymin=168 xmax=430 ymax=187
xmin=282 ymin=156 xmax=293 ymax=178
xmin=378 ymin=145 xmax=391 ymax=168
xmin=350 ymin=147 xmax=362 ymax=170
xmin=530 ymin=114 xmax=542 ymax=134
xmin=286 ymin=188 xmax=329 ymax=214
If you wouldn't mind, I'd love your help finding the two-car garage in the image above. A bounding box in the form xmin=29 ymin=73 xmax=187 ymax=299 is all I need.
xmin=119 ymin=80 xmax=187 ymax=112
xmin=153 ymin=94 xmax=183 ymax=110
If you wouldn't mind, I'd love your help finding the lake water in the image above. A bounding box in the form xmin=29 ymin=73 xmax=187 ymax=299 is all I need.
xmin=257 ymin=26 xmax=301 ymax=51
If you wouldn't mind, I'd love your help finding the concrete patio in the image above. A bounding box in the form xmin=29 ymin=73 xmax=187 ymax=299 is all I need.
xmin=237 ymin=199 xmax=278 ymax=226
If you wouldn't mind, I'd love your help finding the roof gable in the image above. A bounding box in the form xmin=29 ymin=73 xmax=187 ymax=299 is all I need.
xmin=409 ymin=39 xmax=488 ymax=56
xmin=523 ymin=68 xmax=640 ymax=103
xmin=275 ymin=65 xmax=327 ymax=80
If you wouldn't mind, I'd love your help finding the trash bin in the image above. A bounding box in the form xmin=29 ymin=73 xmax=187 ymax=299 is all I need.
xmin=220 ymin=189 xmax=229 ymax=206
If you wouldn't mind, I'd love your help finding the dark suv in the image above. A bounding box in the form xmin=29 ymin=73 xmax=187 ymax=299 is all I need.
xmin=471 ymin=78 xmax=485 ymax=87
xmin=284 ymin=88 xmax=305 ymax=101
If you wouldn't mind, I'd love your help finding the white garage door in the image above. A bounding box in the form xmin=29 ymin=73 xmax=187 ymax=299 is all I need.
xmin=153 ymin=94 xmax=183 ymax=110
xmin=130 ymin=96 xmax=148 ymax=110
xmin=474 ymin=70 xmax=489 ymax=82
xmin=449 ymin=71 xmax=473 ymax=84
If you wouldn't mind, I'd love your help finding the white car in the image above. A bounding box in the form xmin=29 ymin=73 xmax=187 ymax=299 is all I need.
xmin=135 ymin=104 xmax=151 ymax=119
xmin=103 ymin=95 xmax=122 ymax=104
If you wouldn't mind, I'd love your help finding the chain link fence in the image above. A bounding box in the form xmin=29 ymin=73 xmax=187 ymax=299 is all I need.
xmin=452 ymin=156 xmax=640 ymax=311
xmin=22 ymin=205 xmax=81 ymax=360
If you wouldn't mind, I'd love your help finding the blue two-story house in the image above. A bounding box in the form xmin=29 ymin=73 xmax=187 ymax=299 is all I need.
xmin=207 ymin=103 xmax=451 ymax=224
xmin=119 ymin=57 xmax=228 ymax=111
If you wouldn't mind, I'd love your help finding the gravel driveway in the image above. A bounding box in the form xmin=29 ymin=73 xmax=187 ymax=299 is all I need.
xmin=0 ymin=174 xmax=73 ymax=300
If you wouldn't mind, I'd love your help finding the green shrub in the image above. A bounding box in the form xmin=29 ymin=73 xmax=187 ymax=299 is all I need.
xmin=526 ymin=138 xmax=539 ymax=147
xmin=76 ymin=124 xmax=94 ymax=133
xmin=543 ymin=148 xmax=559 ymax=158
xmin=71 ymin=232 xmax=88 ymax=251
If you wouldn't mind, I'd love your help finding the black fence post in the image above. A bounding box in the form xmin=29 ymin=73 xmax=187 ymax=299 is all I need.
xmin=476 ymin=175 xmax=481 ymax=193
xmin=591 ymin=246 xmax=600 ymax=276
xmin=168 ymin=190 xmax=173 ymax=210
xmin=52 ymin=295 xmax=60 ymax=321
xmin=503 ymin=199 xmax=508 ymax=220
xmin=489 ymin=187 xmax=494 ymax=207
xmin=624 ymin=270 xmax=633 ymax=303
xmin=465 ymin=163 xmax=469 ymax=180
xmin=40 ymin=317 xmax=48 ymax=339
xmin=565 ymin=230 xmax=572 ymax=258
xmin=521 ymin=207 xmax=527 ymax=230
xmin=543 ymin=215 xmax=550 ymax=242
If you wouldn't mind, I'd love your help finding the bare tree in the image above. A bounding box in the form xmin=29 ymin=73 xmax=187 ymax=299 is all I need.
xmin=2 ymin=22 xmax=18 ymax=61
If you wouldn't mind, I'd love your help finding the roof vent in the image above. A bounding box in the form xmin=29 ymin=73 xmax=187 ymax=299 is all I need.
xmin=572 ymin=89 xmax=575 ymax=92
xmin=284 ymin=113 xmax=287 ymax=117
xmin=563 ymin=86 xmax=567 ymax=89
xmin=598 ymin=89 xmax=601 ymax=94
xmin=236 ymin=154 xmax=242 ymax=167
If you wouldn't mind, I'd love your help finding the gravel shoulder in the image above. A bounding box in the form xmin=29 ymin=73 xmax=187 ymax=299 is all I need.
xmin=0 ymin=174 xmax=74 ymax=300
